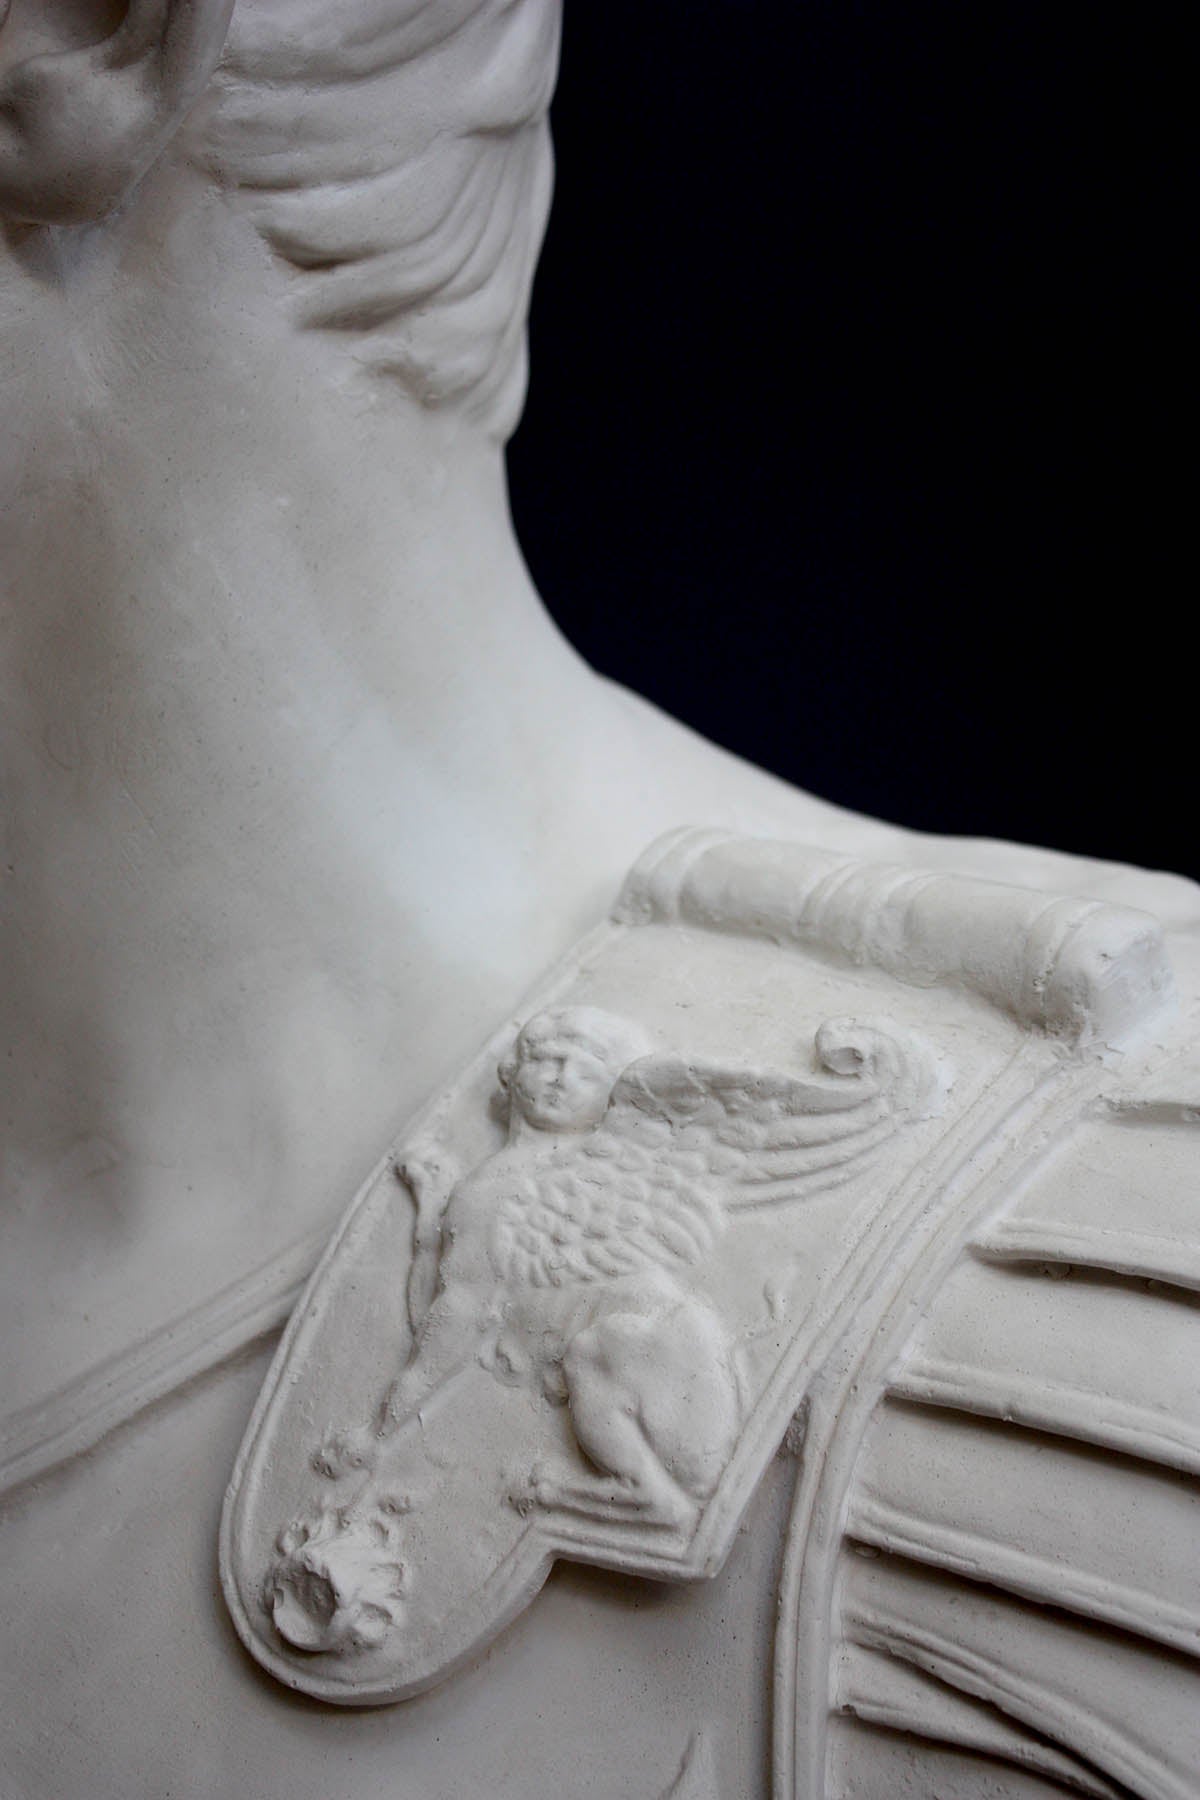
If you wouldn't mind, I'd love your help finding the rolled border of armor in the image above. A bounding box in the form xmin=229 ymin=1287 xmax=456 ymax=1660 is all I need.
xmin=615 ymin=827 xmax=1174 ymax=1046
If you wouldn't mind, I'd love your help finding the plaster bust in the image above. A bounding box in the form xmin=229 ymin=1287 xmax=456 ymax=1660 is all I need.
xmin=1 ymin=6 xmax=1195 ymax=1798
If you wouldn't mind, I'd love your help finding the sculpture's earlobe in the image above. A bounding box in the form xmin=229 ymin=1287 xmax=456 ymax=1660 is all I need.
xmin=0 ymin=0 xmax=234 ymax=225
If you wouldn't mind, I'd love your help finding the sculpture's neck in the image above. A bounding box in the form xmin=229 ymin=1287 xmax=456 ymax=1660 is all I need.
xmin=0 ymin=170 xmax=849 ymax=1409
xmin=0 ymin=175 xmax=621 ymax=1398
xmin=5 ymin=189 xmax=584 ymax=1007
xmin=1 ymin=172 xmax=577 ymax=782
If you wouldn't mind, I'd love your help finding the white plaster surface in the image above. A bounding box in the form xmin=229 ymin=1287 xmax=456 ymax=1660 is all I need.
xmin=1 ymin=4 xmax=1197 ymax=1796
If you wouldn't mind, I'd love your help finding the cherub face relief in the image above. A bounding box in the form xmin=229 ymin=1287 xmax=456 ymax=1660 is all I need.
xmin=510 ymin=1032 xmax=616 ymax=1133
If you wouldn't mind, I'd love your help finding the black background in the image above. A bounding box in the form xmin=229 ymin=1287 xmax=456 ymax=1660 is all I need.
xmin=507 ymin=4 xmax=1188 ymax=879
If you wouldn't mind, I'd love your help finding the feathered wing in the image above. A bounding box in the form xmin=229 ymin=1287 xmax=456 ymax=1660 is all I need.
xmin=488 ymin=1019 xmax=941 ymax=1287
xmin=488 ymin=1104 xmax=723 ymax=1290
xmin=613 ymin=1016 xmax=942 ymax=1211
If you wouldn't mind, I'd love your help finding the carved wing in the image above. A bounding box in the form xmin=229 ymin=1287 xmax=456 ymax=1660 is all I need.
xmin=614 ymin=1017 xmax=940 ymax=1210
xmin=489 ymin=1019 xmax=939 ymax=1287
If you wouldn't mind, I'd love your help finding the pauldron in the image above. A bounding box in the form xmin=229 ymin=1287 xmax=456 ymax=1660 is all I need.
xmin=223 ymin=828 xmax=1197 ymax=1797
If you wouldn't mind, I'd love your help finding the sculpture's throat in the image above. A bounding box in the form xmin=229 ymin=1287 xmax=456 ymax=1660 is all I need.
xmin=0 ymin=181 xmax=844 ymax=1420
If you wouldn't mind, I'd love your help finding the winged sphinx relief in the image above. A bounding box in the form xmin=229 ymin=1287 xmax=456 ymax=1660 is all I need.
xmin=223 ymin=829 xmax=1177 ymax=1755
xmin=264 ymin=1005 xmax=940 ymax=1660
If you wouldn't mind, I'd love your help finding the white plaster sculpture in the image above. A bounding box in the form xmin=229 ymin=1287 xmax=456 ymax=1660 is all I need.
xmin=2 ymin=4 xmax=1197 ymax=1798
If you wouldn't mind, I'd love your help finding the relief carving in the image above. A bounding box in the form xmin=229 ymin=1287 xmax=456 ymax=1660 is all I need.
xmin=257 ymin=1002 xmax=941 ymax=1671
xmin=223 ymin=831 xmax=1190 ymax=1771
xmin=268 ymin=1504 xmax=407 ymax=1656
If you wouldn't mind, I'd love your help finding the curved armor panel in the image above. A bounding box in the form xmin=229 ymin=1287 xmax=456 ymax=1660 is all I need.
xmin=221 ymin=829 xmax=1197 ymax=1796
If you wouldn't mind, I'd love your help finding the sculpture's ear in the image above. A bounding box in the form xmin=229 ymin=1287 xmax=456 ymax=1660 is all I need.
xmin=0 ymin=0 xmax=235 ymax=225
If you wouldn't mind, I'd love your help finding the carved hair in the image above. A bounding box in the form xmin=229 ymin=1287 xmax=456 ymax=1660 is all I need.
xmin=0 ymin=0 xmax=559 ymax=438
